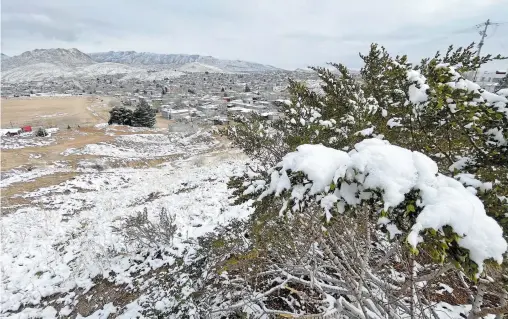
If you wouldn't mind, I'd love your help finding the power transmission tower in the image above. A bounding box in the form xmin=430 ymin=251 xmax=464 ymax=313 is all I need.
xmin=473 ymin=19 xmax=501 ymax=81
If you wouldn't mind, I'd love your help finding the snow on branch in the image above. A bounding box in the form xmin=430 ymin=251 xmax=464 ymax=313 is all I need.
xmin=255 ymin=138 xmax=507 ymax=274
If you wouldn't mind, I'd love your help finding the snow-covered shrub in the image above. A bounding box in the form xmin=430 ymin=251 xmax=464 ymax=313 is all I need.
xmin=250 ymin=139 xmax=505 ymax=274
xmin=112 ymin=207 xmax=177 ymax=249
xmin=218 ymin=43 xmax=508 ymax=318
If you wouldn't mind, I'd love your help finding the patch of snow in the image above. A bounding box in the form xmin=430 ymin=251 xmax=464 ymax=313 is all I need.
xmin=1 ymin=150 xmax=251 ymax=316
xmin=262 ymin=139 xmax=507 ymax=273
xmin=1 ymin=135 xmax=56 ymax=150
xmin=1 ymin=165 xmax=70 ymax=188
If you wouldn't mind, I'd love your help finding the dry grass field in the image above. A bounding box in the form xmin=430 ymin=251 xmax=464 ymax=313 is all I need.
xmin=1 ymin=96 xmax=111 ymax=128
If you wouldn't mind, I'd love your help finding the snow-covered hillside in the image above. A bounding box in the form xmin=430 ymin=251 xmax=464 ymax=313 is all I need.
xmin=89 ymin=51 xmax=280 ymax=72
xmin=2 ymin=48 xmax=94 ymax=71
xmin=177 ymin=62 xmax=226 ymax=73
xmin=120 ymin=69 xmax=185 ymax=81
xmin=1 ymin=62 xmax=184 ymax=83
xmin=89 ymin=51 xmax=201 ymax=65
xmin=196 ymin=55 xmax=279 ymax=73
xmin=1 ymin=63 xmax=72 ymax=82
xmin=0 ymin=48 xmax=280 ymax=83
xmin=1 ymin=129 xmax=251 ymax=318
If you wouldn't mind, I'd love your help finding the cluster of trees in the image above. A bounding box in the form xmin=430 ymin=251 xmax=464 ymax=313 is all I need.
xmin=108 ymin=99 xmax=156 ymax=128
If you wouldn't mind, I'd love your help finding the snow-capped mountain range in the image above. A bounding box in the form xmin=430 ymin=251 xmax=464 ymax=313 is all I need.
xmin=88 ymin=51 xmax=279 ymax=73
xmin=1 ymin=48 xmax=281 ymax=83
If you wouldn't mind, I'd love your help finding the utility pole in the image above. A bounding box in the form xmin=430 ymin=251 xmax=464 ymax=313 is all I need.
xmin=473 ymin=19 xmax=490 ymax=82
xmin=472 ymin=19 xmax=501 ymax=82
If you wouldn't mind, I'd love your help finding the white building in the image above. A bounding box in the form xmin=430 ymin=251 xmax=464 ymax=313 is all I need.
xmin=475 ymin=70 xmax=507 ymax=92
xmin=196 ymin=104 xmax=218 ymax=112
xmin=161 ymin=108 xmax=196 ymax=120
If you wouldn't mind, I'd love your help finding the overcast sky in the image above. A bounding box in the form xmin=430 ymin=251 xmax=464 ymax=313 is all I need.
xmin=2 ymin=0 xmax=508 ymax=70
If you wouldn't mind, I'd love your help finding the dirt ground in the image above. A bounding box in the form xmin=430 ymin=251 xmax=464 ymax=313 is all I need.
xmin=2 ymin=96 xmax=173 ymax=129
xmin=1 ymin=96 xmax=186 ymax=212
xmin=1 ymin=96 xmax=113 ymax=129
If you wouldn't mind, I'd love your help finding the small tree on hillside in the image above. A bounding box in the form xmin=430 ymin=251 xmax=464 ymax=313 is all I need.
xmin=132 ymin=99 xmax=156 ymax=128
xmin=244 ymin=84 xmax=251 ymax=92
xmin=108 ymin=106 xmax=133 ymax=126
xmin=35 ymin=127 xmax=48 ymax=137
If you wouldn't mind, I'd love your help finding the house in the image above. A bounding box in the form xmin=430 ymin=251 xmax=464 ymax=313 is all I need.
xmin=196 ymin=104 xmax=218 ymax=114
xmin=473 ymin=70 xmax=507 ymax=92
xmin=161 ymin=108 xmax=196 ymax=120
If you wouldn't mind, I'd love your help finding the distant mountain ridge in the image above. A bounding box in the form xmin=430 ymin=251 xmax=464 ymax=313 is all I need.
xmin=0 ymin=48 xmax=282 ymax=83
xmin=2 ymin=48 xmax=94 ymax=71
xmin=88 ymin=51 xmax=280 ymax=72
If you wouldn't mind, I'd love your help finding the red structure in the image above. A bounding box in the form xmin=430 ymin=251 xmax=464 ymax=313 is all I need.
xmin=22 ymin=126 xmax=32 ymax=132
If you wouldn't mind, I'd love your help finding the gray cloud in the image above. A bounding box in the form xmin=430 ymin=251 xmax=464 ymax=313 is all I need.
xmin=1 ymin=0 xmax=507 ymax=70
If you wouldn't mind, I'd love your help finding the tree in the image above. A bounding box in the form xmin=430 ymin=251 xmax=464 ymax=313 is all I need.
xmin=35 ymin=127 xmax=48 ymax=137
xmin=108 ymin=106 xmax=133 ymax=126
xmin=244 ymin=84 xmax=251 ymax=92
xmin=132 ymin=99 xmax=156 ymax=128
xmin=221 ymin=87 xmax=225 ymax=92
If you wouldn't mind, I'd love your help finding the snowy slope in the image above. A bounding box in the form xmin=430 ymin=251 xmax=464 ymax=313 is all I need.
xmin=74 ymin=62 xmax=139 ymax=77
xmin=294 ymin=67 xmax=314 ymax=73
xmin=0 ymin=48 xmax=279 ymax=83
xmin=177 ymin=62 xmax=226 ymax=73
xmin=1 ymin=130 xmax=251 ymax=318
xmin=89 ymin=51 xmax=280 ymax=72
xmin=89 ymin=51 xmax=201 ymax=65
xmin=2 ymin=62 xmax=184 ymax=83
xmin=2 ymin=48 xmax=94 ymax=71
xmin=121 ymin=69 xmax=184 ymax=81
xmin=197 ymin=55 xmax=279 ymax=73
xmin=1 ymin=63 xmax=72 ymax=82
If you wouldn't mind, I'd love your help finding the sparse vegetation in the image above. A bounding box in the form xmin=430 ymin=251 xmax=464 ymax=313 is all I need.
xmin=35 ymin=127 xmax=48 ymax=137
xmin=112 ymin=207 xmax=177 ymax=249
